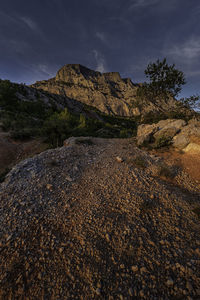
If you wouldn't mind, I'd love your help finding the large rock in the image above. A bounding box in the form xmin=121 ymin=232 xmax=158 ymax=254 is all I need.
xmin=137 ymin=124 xmax=159 ymax=146
xmin=157 ymin=119 xmax=186 ymax=130
xmin=183 ymin=142 xmax=200 ymax=154
xmin=172 ymin=121 xmax=200 ymax=150
xmin=137 ymin=118 xmax=200 ymax=152
xmin=173 ymin=134 xmax=190 ymax=149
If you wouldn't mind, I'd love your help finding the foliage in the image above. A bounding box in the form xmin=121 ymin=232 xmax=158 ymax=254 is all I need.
xmin=178 ymin=94 xmax=200 ymax=110
xmin=134 ymin=156 xmax=147 ymax=168
xmin=153 ymin=135 xmax=172 ymax=149
xmin=0 ymin=79 xmax=137 ymax=146
xmin=137 ymin=58 xmax=186 ymax=100
xmin=157 ymin=164 xmax=174 ymax=179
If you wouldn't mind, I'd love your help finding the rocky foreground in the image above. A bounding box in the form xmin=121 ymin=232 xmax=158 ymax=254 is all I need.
xmin=0 ymin=137 xmax=200 ymax=299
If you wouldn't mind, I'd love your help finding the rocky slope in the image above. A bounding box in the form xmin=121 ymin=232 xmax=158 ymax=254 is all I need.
xmin=0 ymin=137 xmax=200 ymax=299
xmin=31 ymin=64 xmax=179 ymax=117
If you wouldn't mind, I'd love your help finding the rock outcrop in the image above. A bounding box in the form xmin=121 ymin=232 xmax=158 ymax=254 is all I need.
xmin=31 ymin=64 xmax=179 ymax=117
xmin=137 ymin=118 xmax=200 ymax=153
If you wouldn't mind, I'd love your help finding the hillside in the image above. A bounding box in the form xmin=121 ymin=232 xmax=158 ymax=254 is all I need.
xmin=0 ymin=137 xmax=200 ymax=299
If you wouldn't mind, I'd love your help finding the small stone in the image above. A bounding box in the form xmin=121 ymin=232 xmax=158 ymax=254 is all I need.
xmin=116 ymin=156 xmax=123 ymax=163
xmin=166 ymin=278 xmax=173 ymax=286
xmin=139 ymin=290 xmax=144 ymax=297
xmin=66 ymin=176 xmax=73 ymax=182
xmin=159 ymin=240 xmax=165 ymax=245
xmin=128 ymin=288 xmax=133 ymax=296
xmin=140 ymin=267 xmax=148 ymax=273
xmin=46 ymin=184 xmax=53 ymax=190
xmin=195 ymin=248 xmax=200 ymax=256
xmin=6 ymin=235 xmax=12 ymax=242
xmin=95 ymin=288 xmax=101 ymax=295
xmin=131 ymin=266 xmax=138 ymax=272
xmin=105 ymin=233 xmax=111 ymax=242
xmin=195 ymin=289 xmax=200 ymax=296
xmin=186 ymin=282 xmax=193 ymax=292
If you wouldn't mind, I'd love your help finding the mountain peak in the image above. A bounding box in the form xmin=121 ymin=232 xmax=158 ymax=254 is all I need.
xmin=55 ymin=64 xmax=100 ymax=82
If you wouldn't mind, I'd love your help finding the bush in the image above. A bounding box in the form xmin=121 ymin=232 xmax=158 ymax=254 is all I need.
xmin=153 ymin=135 xmax=172 ymax=149
xmin=137 ymin=58 xmax=186 ymax=100
xmin=134 ymin=156 xmax=147 ymax=168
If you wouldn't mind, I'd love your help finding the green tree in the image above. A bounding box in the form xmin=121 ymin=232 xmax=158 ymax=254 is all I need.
xmin=179 ymin=94 xmax=200 ymax=110
xmin=137 ymin=58 xmax=186 ymax=100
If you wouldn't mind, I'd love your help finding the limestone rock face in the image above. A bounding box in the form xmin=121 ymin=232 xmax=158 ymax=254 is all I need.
xmin=32 ymin=64 xmax=179 ymax=117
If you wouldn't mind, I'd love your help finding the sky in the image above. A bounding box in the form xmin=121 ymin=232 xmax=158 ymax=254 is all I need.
xmin=0 ymin=0 xmax=200 ymax=98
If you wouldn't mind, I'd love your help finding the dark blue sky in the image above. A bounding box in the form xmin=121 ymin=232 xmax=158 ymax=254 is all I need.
xmin=0 ymin=0 xmax=200 ymax=98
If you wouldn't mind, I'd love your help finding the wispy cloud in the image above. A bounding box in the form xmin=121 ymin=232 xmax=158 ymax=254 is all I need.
xmin=165 ymin=36 xmax=200 ymax=61
xmin=129 ymin=0 xmax=159 ymax=10
xmin=36 ymin=64 xmax=56 ymax=77
xmin=20 ymin=16 xmax=38 ymax=32
xmin=95 ymin=32 xmax=107 ymax=44
xmin=92 ymin=50 xmax=107 ymax=73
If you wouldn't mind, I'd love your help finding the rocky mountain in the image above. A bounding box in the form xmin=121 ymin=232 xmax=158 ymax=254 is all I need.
xmin=31 ymin=64 xmax=179 ymax=117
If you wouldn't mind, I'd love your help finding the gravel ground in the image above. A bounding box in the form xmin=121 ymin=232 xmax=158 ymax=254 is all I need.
xmin=0 ymin=137 xmax=200 ymax=299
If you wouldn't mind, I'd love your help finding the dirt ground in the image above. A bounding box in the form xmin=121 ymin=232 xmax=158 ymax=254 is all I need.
xmin=151 ymin=147 xmax=200 ymax=184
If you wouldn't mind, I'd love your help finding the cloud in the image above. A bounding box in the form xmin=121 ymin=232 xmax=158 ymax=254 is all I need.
xmin=36 ymin=64 xmax=56 ymax=77
xmin=95 ymin=32 xmax=107 ymax=44
xmin=129 ymin=0 xmax=159 ymax=10
xmin=165 ymin=36 xmax=200 ymax=61
xmin=20 ymin=16 xmax=38 ymax=32
xmin=92 ymin=50 xmax=107 ymax=73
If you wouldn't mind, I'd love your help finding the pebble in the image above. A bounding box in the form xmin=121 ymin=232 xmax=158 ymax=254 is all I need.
xmin=131 ymin=266 xmax=138 ymax=272
xmin=128 ymin=288 xmax=133 ymax=296
xmin=95 ymin=288 xmax=101 ymax=295
xmin=46 ymin=184 xmax=53 ymax=190
xmin=166 ymin=278 xmax=174 ymax=286
xmin=105 ymin=233 xmax=111 ymax=242
xmin=116 ymin=156 xmax=123 ymax=163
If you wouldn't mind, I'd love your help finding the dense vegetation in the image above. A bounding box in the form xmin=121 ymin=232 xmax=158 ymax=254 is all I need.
xmin=0 ymin=79 xmax=136 ymax=147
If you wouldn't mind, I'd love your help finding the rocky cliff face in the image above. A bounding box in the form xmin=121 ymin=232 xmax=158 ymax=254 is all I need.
xmin=31 ymin=64 xmax=179 ymax=117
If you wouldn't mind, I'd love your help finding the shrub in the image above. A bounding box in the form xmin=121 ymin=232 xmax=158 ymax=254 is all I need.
xmin=158 ymin=164 xmax=174 ymax=179
xmin=137 ymin=58 xmax=186 ymax=100
xmin=153 ymin=135 xmax=172 ymax=149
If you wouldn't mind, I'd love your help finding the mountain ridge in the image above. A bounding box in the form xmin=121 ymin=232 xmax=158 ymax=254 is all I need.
xmin=31 ymin=64 xmax=180 ymax=117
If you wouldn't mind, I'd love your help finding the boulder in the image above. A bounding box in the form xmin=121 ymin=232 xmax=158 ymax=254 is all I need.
xmin=180 ymin=123 xmax=200 ymax=138
xmin=157 ymin=119 xmax=186 ymax=130
xmin=137 ymin=124 xmax=159 ymax=146
xmin=154 ymin=127 xmax=180 ymax=141
xmin=172 ymin=122 xmax=200 ymax=150
xmin=136 ymin=118 xmax=200 ymax=150
xmin=183 ymin=143 xmax=200 ymax=154
xmin=173 ymin=134 xmax=190 ymax=149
